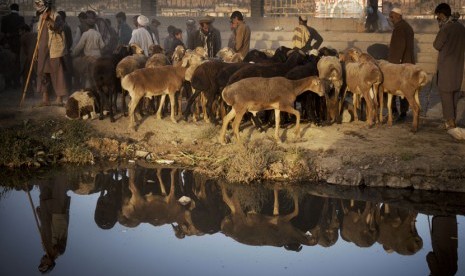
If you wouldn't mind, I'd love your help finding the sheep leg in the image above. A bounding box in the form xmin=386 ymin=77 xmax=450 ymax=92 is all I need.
xmin=378 ymin=89 xmax=385 ymax=123
xmin=387 ymin=94 xmax=394 ymax=127
xmin=406 ymin=94 xmax=420 ymax=132
xmin=352 ymin=93 xmax=359 ymax=122
xmin=219 ymin=108 xmax=236 ymax=145
xmin=109 ymin=87 xmax=116 ymax=123
xmin=156 ymin=95 xmax=167 ymax=120
xmin=128 ymin=94 xmax=143 ymax=130
xmin=232 ymin=108 xmax=247 ymax=143
xmin=183 ymin=89 xmax=200 ymax=121
xmin=122 ymin=90 xmax=127 ymax=117
xmin=274 ymin=109 xmax=281 ymax=143
xmin=168 ymin=92 xmax=178 ymax=123
xmin=205 ymin=97 xmax=217 ymax=125
xmin=280 ymin=105 xmax=301 ymax=139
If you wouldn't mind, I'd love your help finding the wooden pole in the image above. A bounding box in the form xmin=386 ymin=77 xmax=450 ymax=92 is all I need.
xmin=19 ymin=13 xmax=47 ymax=108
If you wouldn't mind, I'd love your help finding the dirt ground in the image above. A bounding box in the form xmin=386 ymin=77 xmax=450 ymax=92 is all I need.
xmin=1 ymin=86 xmax=465 ymax=192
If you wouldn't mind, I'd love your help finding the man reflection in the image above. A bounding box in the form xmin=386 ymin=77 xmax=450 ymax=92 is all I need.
xmin=427 ymin=215 xmax=458 ymax=276
xmin=36 ymin=174 xmax=70 ymax=273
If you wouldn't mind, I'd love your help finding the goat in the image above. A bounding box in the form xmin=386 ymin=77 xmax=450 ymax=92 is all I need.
xmin=121 ymin=53 xmax=204 ymax=130
xmin=219 ymin=76 xmax=326 ymax=144
xmin=377 ymin=60 xmax=428 ymax=132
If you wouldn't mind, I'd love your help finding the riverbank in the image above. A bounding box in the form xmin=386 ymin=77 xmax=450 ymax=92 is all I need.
xmin=1 ymin=87 xmax=465 ymax=192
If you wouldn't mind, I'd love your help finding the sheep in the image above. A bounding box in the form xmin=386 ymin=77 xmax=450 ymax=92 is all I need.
xmin=340 ymin=49 xmax=382 ymax=126
xmin=242 ymin=46 xmax=291 ymax=64
xmin=121 ymin=53 xmax=204 ymax=130
xmin=317 ymin=55 xmax=343 ymax=123
xmin=185 ymin=61 xmax=254 ymax=124
xmin=115 ymin=44 xmax=148 ymax=116
xmin=216 ymin=47 xmax=242 ymax=62
xmin=219 ymin=76 xmax=326 ymax=144
xmin=65 ymin=89 xmax=99 ymax=120
xmin=93 ymin=45 xmax=132 ymax=122
xmin=377 ymin=60 xmax=428 ymax=132
xmin=145 ymin=53 xmax=170 ymax=68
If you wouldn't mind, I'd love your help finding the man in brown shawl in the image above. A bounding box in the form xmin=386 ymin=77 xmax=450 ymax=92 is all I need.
xmin=35 ymin=0 xmax=68 ymax=106
xmin=433 ymin=3 xmax=465 ymax=129
xmin=387 ymin=7 xmax=415 ymax=121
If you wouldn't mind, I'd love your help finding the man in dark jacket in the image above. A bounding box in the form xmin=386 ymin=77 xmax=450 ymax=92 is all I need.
xmin=1 ymin=3 xmax=25 ymax=87
xmin=388 ymin=7 xmax=415 ymax=121
xmin=188 ymin=15 xmax=221 ymax=58
xmin=115 ymin=11 xmax=132 ymax=46
xmin=433 ymin=3 xmax=465 ymax=129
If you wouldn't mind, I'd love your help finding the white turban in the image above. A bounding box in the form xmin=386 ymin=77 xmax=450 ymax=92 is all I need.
xmin=137 ymin=15 xmax=149 ymax=27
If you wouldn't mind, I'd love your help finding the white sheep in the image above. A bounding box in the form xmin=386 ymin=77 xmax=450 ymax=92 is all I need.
xmin=219 ymin=76 xmax=326 ymax=144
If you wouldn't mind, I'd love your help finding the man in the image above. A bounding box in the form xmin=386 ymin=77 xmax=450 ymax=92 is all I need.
xmin=433 ymin=3 xmax=465 ymax=129
xmin=188 ymin=15 xmax=221 ymax=58
xmin=148 ymin=18 xmax=161 ymax=46
xmin=388 ymin=7 xmax=414 ymax=121
xmin=115 ymin=12 xmax=132 ymax=46
xmin=292 ymin=15 xmax=323 ymax=52
xmin=1 ymin=3 xmax=25 ymax=87
xmin=35 ymin=0 xmax=68 ymax=106
xmin=185 ymin=18 xmax=197 ymax=50
xmin=365 ymin=0 xmax=379 ymax=32
xmin=57 ymin=10 xmax=73 ymax=90
xmin=71 ymin=12 xmax=88 ymax=49
xmin=129 ymin=15 xmax=156 ymax=56
xmin=230 ymin=11 xmax=250 ymax=59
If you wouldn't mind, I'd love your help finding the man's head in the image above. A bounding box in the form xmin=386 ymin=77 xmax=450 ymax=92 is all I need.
xmin=10 ymin=3 xmax=19 ymax=11
xmin=115 ymin=11 xmax=126 ymax=24
xmin=86 ymin=10 xmax=97 ymax=27
xmin=230 ymin=10 xmax=244 ymax=28
xmin=389 ymin=8 xmax=402 ymax=24
xmin=57 ymin=10 xmax=66 ymax=21
xmin=298 ymin=15 xmax=308 ymax=25
xmin=34 ymin=0 xmax=52 ymax=14
xmin=151 ymin=18 xmax=160 ymax=27
xmin=78 ymin=11 xmax=87 ymax=23
xmin=174 ymin=28 xmax=183 ymax=40
xmin=199 ymin=15 xmax=214 ymax=33
xmin=435 ymin=3 xmax=451 ymax=26
xmin=137 ymin=15 xmax=149 ymax=28
xmin=186 ymin=18 xmax=196 ymax=28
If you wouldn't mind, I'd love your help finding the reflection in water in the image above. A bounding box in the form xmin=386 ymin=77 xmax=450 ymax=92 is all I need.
xmin=4 ymin=164 xmax=463 ymax=274
xmin=36 ymin=174 xmax=70 ymax=273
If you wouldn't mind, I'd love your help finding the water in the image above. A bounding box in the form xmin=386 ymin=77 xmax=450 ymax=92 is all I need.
xmin=1 ymin=164 xmax=464 ymax=276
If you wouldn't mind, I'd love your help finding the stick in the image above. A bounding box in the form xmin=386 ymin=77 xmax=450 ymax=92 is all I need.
xmin=25 ymin=183 xmax=46 ymax=251
xmin=19 ymin=17 xmax=47 ymax=108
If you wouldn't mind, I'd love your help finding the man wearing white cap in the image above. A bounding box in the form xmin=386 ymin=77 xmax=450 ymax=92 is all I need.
xmin=388 ymin=7 xmax=414 ymax=121
xmin=292 ymin=15 xmax=323 ymax=52
xmin=128 ymin=15 xmax=157 ymax=56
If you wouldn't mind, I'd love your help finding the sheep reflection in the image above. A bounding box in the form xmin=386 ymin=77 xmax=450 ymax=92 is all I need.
xmin=89 ymin=165 xmax=428 ymax=255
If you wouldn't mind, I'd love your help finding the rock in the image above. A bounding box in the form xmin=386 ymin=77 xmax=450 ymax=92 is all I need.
xmin=327 ymin=169 xmax=363 ymax=186
xmin=135 ymin=150 xmax=149 ymax=158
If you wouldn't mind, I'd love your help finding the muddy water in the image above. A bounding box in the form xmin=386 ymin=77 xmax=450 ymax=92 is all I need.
xmin=1 ymin=164 xmax=464 ymax=276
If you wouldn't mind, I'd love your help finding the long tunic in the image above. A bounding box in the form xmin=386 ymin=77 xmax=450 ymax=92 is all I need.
xmin=36 ymin=11 xmax=67 ymax=97
xmin=388 ymin=19 xmax=415 ymax=64
xmin=433 ymin=20 xmax=465 ymax=92
xmin=233 ymin=21 xmax=251 ymax=59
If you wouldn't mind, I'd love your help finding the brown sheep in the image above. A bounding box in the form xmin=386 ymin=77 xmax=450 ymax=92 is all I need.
xmin=377 ymin=60 xmax=428 ymax=132
xmin=219 ymin=76 xmax=326 ymax=144
xmin=121 ymin=53 xmax=204 ymax=130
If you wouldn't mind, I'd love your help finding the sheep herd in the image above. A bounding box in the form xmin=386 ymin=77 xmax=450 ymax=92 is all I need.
xmin=67 ymin=44 xmax=428 ymax=144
